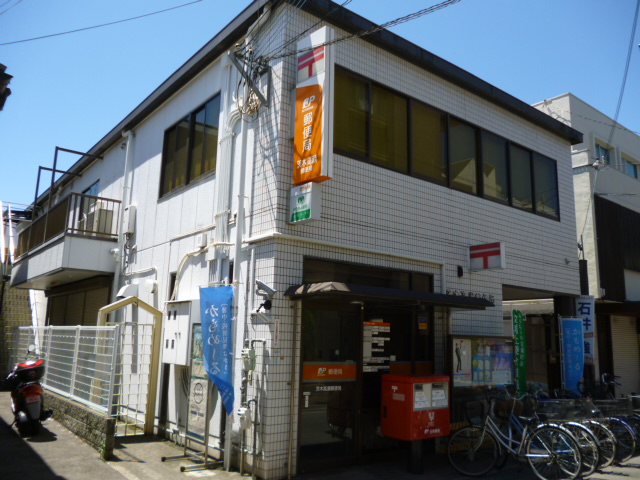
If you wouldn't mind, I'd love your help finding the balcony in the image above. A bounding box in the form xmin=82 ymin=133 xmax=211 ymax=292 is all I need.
xmin=11 ymin=193 xmax=121 ymax=289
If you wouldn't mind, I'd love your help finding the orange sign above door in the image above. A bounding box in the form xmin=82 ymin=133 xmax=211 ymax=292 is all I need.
xmin=303 ymin=363 xmax=357 ymax=381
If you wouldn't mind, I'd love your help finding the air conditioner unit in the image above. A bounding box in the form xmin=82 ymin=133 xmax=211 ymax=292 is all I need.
xmin=78 ymin=201 xmax=114 ymax=235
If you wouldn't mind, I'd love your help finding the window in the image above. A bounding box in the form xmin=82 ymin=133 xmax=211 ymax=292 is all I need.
xmin=334 ymin=69 xmax=368 ymax=157
xmin=510 ymin=145 xmax=533 ymax=211
xmin=533 ymin=153 xmax=559 ymax=218
xmin=449 ymin=118 xmax=478 ymax=194
xmin=412 ymin=102 xmax=447 ymax=183
xmin=370 ymin=85 xmax=408 ymax=170
xmin=624 ymin=156 xmax=639 ymax=178
xmin=482 ymin=132 xmax=509 ymax=203
xmin=332 ymin=68 xmax=560 ymax=220
xmin=160 ymin=94 xmax=220 ymax=196
xmin=595 ymin=143 xmax=611 ymax=165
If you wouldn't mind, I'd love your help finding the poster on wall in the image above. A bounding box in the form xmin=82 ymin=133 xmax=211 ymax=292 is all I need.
xmin=186 ymin=323 xmax=208 ymax=441
xmin=451 ymin=336 xmax=514 ymax=388
xmin=363 ymin=321 xmax=391 ymax=372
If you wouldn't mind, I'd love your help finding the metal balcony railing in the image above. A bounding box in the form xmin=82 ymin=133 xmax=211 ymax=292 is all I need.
xmin=16 ymin=193 xmax=120 ymax=257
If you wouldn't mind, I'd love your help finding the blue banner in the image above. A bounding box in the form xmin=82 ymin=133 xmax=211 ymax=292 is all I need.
xmin=200 ymin=286 xmax=235 ymax=415
xmin=561 ymin=318 xmax=584 ymax=396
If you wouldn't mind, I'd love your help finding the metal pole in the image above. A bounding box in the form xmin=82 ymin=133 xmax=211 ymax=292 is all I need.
xmin=107 ymin=324 xmax=120 ymax=416
xmin=70 ymin=326 xmax=81 ymax=401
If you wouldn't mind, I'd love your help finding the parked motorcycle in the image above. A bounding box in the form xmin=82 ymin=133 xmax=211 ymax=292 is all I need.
xmin=5 ymin=345 xmax=53 ymax=436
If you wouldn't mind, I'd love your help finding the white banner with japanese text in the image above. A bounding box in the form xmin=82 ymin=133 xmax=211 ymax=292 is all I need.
xmin=575 ymin=295 xmax=596 ymax=365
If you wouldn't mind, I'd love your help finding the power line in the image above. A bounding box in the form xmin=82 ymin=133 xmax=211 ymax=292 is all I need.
xmin=0 ymin=0 xmax=204 ymax=46
xmin=0 ymin=0 xmax=24 ymax=16
xmin=605 ymin=0 xmax=640 ymax=147
xmin=266 ymin=0 xmax=462 ymax=61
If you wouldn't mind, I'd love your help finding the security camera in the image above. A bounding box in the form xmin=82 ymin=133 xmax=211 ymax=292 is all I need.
xmin=255 ymin=280 xmax=276 ymax=300
xmin=255 ymin=280 xmax=276 ymax=312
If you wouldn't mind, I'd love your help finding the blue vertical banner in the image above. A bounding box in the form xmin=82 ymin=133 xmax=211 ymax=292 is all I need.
xmin=200 ymin=286 xmax=235 ymax=415
xmin=561 ymin=318 xmax=584 ymax=396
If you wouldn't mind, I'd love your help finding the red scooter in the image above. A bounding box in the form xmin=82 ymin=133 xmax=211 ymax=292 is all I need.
xmin=5 ymin=345 xmax=53 ymax=436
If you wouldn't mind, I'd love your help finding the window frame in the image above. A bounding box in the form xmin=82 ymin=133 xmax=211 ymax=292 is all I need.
xmin=159 ymin=92 xmax=221 ymax=198
xmin=332 ymin=67 xmax=561 ymax=221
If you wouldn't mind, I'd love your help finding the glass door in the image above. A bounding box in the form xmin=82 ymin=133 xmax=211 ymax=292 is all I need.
xmin=299 ymin=303 xmax=360 ymax=470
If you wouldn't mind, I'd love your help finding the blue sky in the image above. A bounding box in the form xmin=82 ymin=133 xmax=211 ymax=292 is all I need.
xmin=1 ymin=0 xmax=638 ymax=208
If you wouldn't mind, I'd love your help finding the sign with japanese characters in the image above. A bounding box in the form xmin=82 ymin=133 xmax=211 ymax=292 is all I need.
xmin=469 ymin=242 xmax=505 ymax=271
xmin=199 ymin=286 xmax=234 ymax=415
xmin=289 ymin=182 xmax=321 ymax=223
xmin=561 ymin=318 xmax=584 ymax=396
xmin=293 ymin=27 xmax=334 ymax=185
xmin=512 ymin=310 xmax=527 ymax=396
xmin=575 ymin=295 xmax=595 ymax=365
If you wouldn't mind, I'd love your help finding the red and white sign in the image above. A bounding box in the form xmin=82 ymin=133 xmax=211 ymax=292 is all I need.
xmin=469 ymin=242 xmax=506 ymax=271
xmin=293 ymin=26 xmax=334 ymax=185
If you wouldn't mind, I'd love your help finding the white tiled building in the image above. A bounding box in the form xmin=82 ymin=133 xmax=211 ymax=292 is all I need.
xmin=11 ymin=1 xmax=582 ymax=478
xmin=535 ymin=93 xmax=640 ymax=396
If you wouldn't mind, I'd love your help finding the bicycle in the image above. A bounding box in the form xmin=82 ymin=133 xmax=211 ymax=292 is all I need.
xmin=448 ymin=390 xmax=583 ymax=480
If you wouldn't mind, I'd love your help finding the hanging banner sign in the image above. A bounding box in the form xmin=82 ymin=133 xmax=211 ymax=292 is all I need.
xmin=469 ymin=242 xmax=505 ymax=271
xmin=512 ymin=309 xmax=527 ymax=395
xmin=561 ymin=318 xmax=584 ymax=396
xmin=293 ymin=26 xmax=334 ymax=185
xmin=199 ymin=286 xmax=235 ymax=415
xmin=575 ymin=295 xmax=595 ymax=365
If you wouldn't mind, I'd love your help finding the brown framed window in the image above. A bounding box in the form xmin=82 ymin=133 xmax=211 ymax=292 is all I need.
xmin=160 ymin=94 xmax=220 ymax=197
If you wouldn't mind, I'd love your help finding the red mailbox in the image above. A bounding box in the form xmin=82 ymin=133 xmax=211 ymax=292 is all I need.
xmin=381 ymin=374 xmax=450 ymax=441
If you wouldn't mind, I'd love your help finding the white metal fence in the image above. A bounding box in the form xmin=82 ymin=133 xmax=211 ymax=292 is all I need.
xmin=8 ymin=324 xmax=154 ymax=436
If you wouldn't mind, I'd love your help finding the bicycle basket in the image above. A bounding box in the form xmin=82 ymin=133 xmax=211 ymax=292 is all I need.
xmin=536 ymin=398 xmax=594 ymax=420
xmin=593 ymin=398 xmax=633 ymax=416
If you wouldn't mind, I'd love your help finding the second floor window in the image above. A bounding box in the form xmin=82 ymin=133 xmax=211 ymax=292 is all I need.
xmin=595 ymin=143 xmax=611 ymax=165
xmin=160 ymin=94 xmax=220 ymax=196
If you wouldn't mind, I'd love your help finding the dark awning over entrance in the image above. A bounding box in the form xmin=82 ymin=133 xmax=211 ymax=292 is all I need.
xmin=284 ymin=282 xmax=494 ymax=310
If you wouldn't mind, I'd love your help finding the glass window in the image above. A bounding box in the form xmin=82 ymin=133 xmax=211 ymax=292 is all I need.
xmin=624 ymin=158 xmax=638 ymax=178
xmin=370 ymin=85 xmax=408 ymax=171
xmin=482 ymin=132 xmax=509 ymax=203
xmin=450 ymin=118 xmax=478 ymax=194
xmin=412 ymin=102 xmax=447 ymax=183
xmin=595 ymin=143 xmax=611 ymax=165
xmin=160 ymin=94 xmax=220 ymax=197
xmin=533 ymin=153 xmax=559 ymax=218
xmin=510 ymin=145 xmax=533 ymax=211
xmin=334 ymin=69 xmax=368 ymax=157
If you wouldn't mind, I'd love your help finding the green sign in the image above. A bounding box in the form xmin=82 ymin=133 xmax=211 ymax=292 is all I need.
xmin=291 ymin=194 xmax=311 ymax=222
xmin=512 ymin=309 xmax=527 ymax=395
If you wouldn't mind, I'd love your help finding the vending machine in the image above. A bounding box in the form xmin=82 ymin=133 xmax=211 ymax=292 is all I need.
xmin=381 ymin=375 xmax=450 ymax=441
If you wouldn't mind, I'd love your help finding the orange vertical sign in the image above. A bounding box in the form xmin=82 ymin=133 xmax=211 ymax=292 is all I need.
xmin=293 ymin=84 xmax=329 ymax=185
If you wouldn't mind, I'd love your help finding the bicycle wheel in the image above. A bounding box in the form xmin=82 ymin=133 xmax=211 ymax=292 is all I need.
xmin=582 ymin=419 xmax=616 ymax=468
xmin=526 ymin=425 xmax=582 ymax=480
xmin=606 ymin=417 xmax=636 ymax=463
xmin=562 ymin=422 xmax=599 ymax=476
xmin=447 ymin=426 xmax=500 ymax=476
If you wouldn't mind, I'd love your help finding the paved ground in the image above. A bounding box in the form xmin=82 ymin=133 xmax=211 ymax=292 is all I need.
xmin=3 ymin=389 xmax=640 ymax=479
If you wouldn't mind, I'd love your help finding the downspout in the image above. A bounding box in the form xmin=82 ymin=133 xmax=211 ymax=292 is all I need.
xmin=111 ymin=129 xmax=135 ymax=305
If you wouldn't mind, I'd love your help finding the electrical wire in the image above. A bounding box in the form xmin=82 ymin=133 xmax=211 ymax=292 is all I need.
xmin=0 ymin=0 xmax=204 ymax=46
xmin=605 ymin=0 xmax=640 ymax=148
xmin=0 ymin=0 xmax=24 ymax=16
xmin=266 ymin=0 xmax=462 ymax=62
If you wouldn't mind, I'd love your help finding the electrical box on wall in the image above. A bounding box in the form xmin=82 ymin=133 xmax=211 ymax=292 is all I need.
xmin=162 ymin=299 xmax=201 ymax=366
xmin=122 ymin=205 xmax=137 ymax=235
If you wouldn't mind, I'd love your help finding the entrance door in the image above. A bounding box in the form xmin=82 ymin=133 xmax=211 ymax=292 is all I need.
xmin=299 ymin=300 xmax=433 ymax=471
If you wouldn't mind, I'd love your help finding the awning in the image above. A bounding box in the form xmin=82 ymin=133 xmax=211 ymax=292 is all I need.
xmin=284 ymin=282 xmax=494 ymax=310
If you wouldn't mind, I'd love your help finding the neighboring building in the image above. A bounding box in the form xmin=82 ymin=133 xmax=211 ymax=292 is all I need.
xmin=10 ymin=1 xmax=582 ymax=478
xmin=535 ymin=93 xmax=640 ymax=396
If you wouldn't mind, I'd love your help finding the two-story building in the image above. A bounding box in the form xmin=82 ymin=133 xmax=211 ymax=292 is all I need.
xmin=10 ymin=1 xmax=582 ymax=478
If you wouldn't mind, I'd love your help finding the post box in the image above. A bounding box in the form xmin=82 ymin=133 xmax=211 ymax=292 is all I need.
xmin=381 ymin=374 xmax=450 ymax=441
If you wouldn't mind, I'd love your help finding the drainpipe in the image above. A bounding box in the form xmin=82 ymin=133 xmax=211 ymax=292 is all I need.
xmin=111 ymin=130 xmax=135 ymax=306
